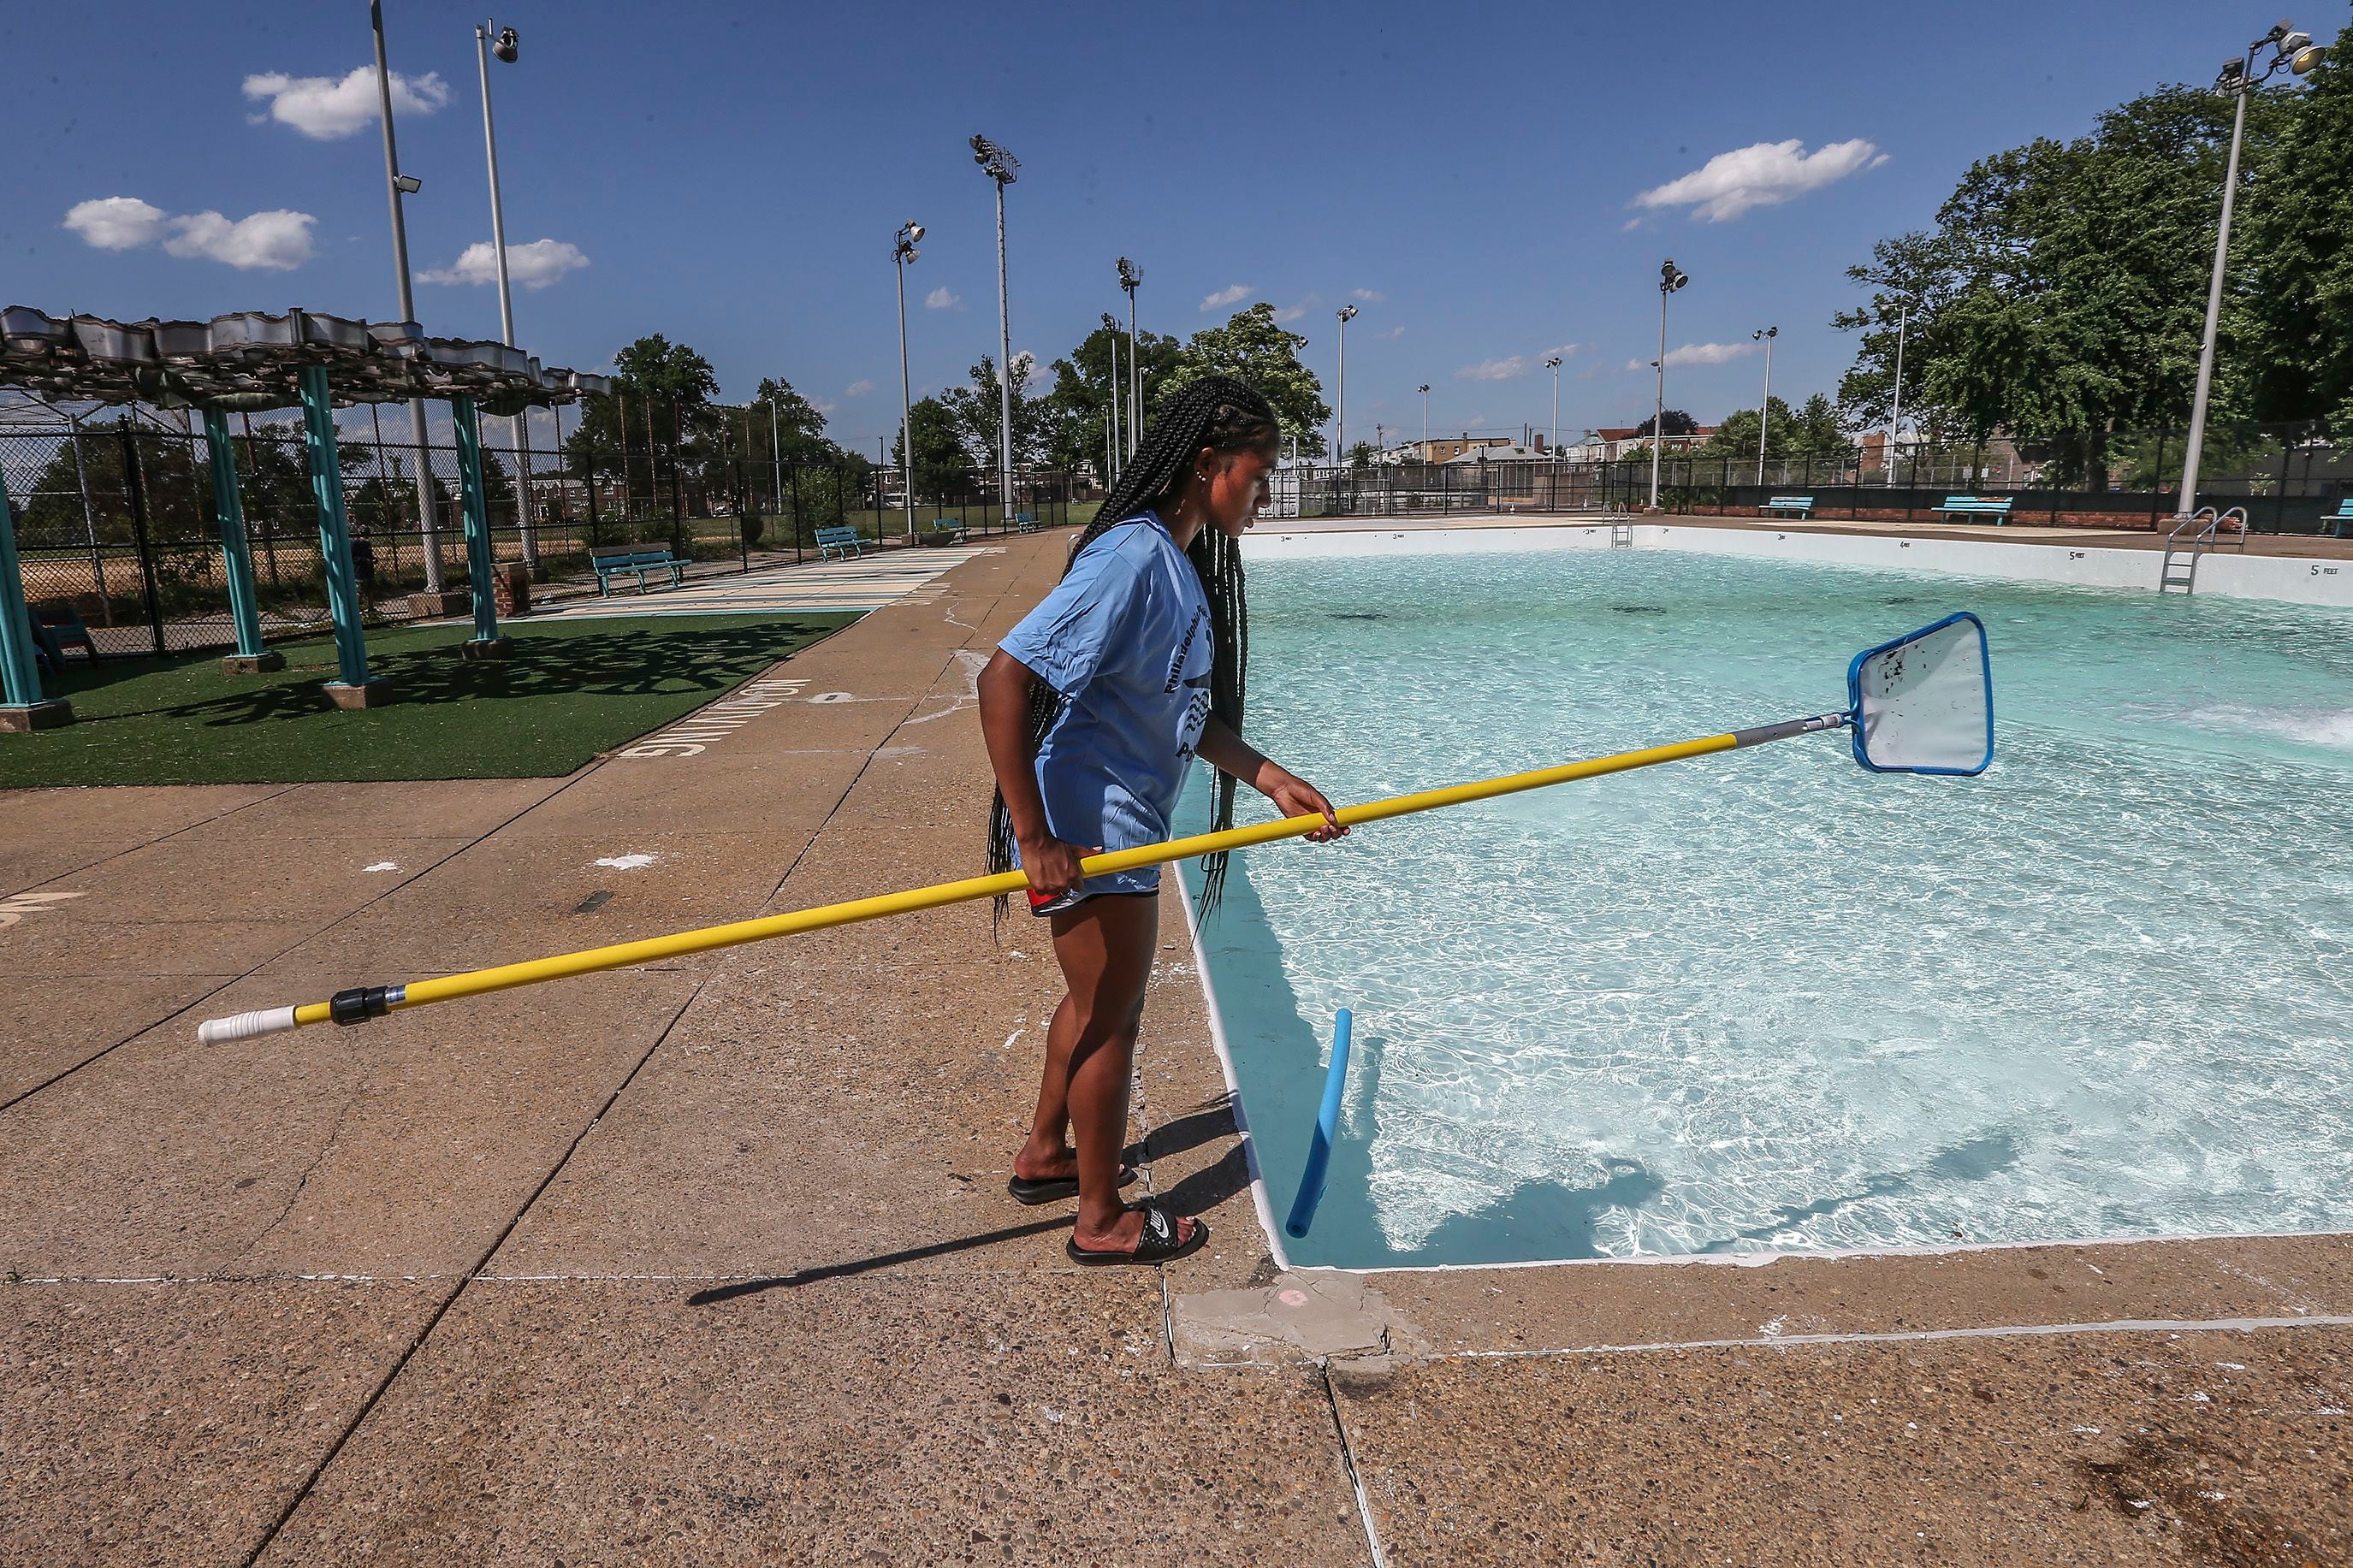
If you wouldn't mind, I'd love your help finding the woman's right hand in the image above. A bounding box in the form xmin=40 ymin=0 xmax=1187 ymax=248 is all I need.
xmin=1020 ymin=834 xmax=1098 ymax=899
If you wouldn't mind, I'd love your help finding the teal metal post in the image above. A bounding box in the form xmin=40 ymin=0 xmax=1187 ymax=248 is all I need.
xmin=298 ymin=365 xmax=389 ymax=706
xmin=0 ymin=472 xmax=74 ymax=731
xmin=202 ymin=411 xmax=282 ymax=674
xmin=449 ymin=395 xmax=510 ymax=657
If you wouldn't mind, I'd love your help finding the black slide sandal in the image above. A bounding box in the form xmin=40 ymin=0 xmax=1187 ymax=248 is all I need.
xmin=1065 ymin=1202 xmax=1208 ymax=1267
xmin=1006 ymin=1163 xmax=1137 ymax=1206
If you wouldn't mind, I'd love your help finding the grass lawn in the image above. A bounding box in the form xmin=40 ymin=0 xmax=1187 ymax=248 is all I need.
xmin=1 ymin=612 xmax=855 ymax=789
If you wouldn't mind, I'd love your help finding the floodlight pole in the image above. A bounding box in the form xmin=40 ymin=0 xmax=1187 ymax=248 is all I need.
xmin=371 ymin=0 xmax=445 ymax=595
xmin=972 ymin=136 xmax=1019 ymax=527
xmin=1118 ymin=257 xmax=1142 ymax=456
xmin=894 ymin=221 xmax=921 ymax=535
xmin=1650 ymin=258 xmax=1686 ymax=511
xmin=1418 ymin=383 xmax=1430 ymax=452
xmin=2178 ymin=30 xmax=2306 ymax=518
xmin=1754 ymin=326 xmax=1777 ymax=485
xmin=1544 ymin=356 xmax=1562 ymax=457
xmin=1336 ymin=305 xmax=1358 ymax=464
xmin=1885 ymin=300 xmax=1907 ymax=487
xmin=1108 ymin=330 xmax=1122 ymax=478
xmin=474 ymin=16 xmax=535 ymax=571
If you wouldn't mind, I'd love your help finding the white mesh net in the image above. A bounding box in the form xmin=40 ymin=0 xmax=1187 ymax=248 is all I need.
xmin=1851 ymin=613 xmax=1993 ymax=775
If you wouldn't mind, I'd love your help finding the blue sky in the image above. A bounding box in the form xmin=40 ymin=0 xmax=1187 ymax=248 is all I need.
xmin=7 ymin=1 xmax=2340 ymax=455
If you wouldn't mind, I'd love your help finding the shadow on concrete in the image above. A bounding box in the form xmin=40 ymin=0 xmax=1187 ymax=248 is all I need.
xmin=60 ymin=620 xmax=835 ymax=729
xmin=685 ymin=1214 xmax=1076 ymax=1304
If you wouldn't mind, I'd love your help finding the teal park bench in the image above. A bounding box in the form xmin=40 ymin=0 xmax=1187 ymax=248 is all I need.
xmin=931 ymin=516 xmax=969 ymax=543
xmin=815 ymin=524 xmax=865 ymax=560
xmin=590 ymin=544 xmax=687 ymax=596
xmin=30 ymin=601 xmax=100 ymax=663
xmin=1759 ymin=495 xmax=1815 ymax=519
xmin=2322 ymin=498 xmax=2353 ymax=537
xmin=1930 ymin=495 xmax=2016 ymax=524
xmin=1013 ymin=512 xmax=1040 ymax=534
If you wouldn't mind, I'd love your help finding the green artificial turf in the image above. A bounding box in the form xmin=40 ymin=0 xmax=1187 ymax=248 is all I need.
xmin=1 ymin=612 xmax=855 ymax=788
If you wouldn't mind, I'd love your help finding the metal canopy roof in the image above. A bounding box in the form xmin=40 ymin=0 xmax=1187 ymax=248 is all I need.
xmin=0 ymin=306 xmax=609 ymax=415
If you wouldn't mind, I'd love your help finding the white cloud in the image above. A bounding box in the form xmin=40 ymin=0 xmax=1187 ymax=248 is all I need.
xmin=418 ymin=238 xmax=590 ymax=289
xmin=1541 ymin=343 xmax=1585 ymax=359
xmin=1374 ymin=325 xmax=1406 ymax=340
xmin=1274 ymin=303 xmax=1307 ymax=322
xmin=163 ymin=210 xmax=317 ymax=269
xmin=1624 ymin=341 xmax=1760 ymax=371
xmin=1633 ymin=139 xmax=1884 ymax=222
xmin=1200 ymin=283 xmax=1252 ymax=311
xmin=845 ymin=378 xmax=876 ymax=397
xmin=925 ymin=287 xmax=959 ymax=310
xmin=1349 ymin=287 xmax=1385 ymax=303
xmin=242 ymin=66 xmax=449 ymax=141
xmin=64 ymin=197 xmax=169 ymax=250
xmin=68 ymin=196 xmax=315 ymax=269
xmin=1456 ymin=356 xmax=1527 ymax=381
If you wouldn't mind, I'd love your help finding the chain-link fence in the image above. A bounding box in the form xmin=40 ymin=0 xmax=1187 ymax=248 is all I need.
xmin=1276 ymin=422 xmax=2351 ymax=534
xmin=3 ymin=410 xmax=1090 ymax=660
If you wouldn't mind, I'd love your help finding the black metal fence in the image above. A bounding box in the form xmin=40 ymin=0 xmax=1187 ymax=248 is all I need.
xmin=2 ymin=412 xmax=1088 ymax=660
xmin=1278 ymin=422 xmax=2351 ymax=534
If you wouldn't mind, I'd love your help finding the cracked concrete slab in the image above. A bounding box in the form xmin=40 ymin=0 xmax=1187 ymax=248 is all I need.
xmin=0 ymin=1280 xmax=446 ymax=1568
xmin=254 ymin=1276 xmax=1372 ymax=1567
xmin=1174 ymin=1268 xmax=1420 ymax=1367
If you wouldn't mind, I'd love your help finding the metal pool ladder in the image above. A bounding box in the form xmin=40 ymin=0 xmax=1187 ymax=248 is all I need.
xmin=1609 ymin=517 xmax=1635 ymax=549
xmin=2159 ymin=505 xmax=2247 ymax=595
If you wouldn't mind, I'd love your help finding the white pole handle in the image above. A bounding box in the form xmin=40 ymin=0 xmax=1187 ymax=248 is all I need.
xmin=197 ymin=1006 xmax=302 ymax=1046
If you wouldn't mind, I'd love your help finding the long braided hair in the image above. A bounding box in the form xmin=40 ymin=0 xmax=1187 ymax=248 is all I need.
xmin=987 ymin=373 xmax=1280 ymax=920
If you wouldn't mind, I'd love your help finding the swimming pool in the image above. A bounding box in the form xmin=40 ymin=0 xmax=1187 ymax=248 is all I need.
xmin=1177 ymin=542 xmax=2353 ymax=1269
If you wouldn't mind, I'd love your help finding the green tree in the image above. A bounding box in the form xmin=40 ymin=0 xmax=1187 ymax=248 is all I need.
xmin=1837 ymin=84 xmax=2296 ymax=484
xmin=1694 ymin=395 xmax=1852 ymax=464
xmin=563 ymin=334 xmax=723 ymax=505
xmin=750 ymin=376 xmax=841 ymax=465
xmin=1161 ymin=303 xmax=1331 ymax=456
xmin=892 ymin=396 xmax=974 ymax=504
xmin=1041 ymin=316 xmax=1183 ymax=475
xmin=2242 ymin=29 xmax=2353 ymax=430
xmin=939 ymin=354 xmax=1049 ymax=476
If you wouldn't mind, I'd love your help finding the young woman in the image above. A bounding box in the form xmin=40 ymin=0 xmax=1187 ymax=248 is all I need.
xmin=979 ymin=375 xmax=1345 ymax=1266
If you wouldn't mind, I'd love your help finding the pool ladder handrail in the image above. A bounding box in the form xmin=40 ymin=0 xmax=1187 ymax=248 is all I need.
xmin=2159 ymin=505 xmax=2246 ymax=595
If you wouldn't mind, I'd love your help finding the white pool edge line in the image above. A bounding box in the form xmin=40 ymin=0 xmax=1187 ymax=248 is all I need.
xmin=1241 ymin=519 xmax=2353 ymax=611
xmin=1350 ymin=1224 xmax=2353 ymax=1278
xmin=1176 ymin=877 xmax=1293 ymax=1273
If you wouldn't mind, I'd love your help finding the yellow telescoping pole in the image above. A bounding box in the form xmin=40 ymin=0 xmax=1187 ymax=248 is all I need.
xmin=195 ymin=712 xmax=1846 ymax=1045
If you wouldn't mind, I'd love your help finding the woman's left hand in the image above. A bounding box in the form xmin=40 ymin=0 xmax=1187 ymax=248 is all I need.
xmin=1262 ymin=769 xmax=1348 ymax=843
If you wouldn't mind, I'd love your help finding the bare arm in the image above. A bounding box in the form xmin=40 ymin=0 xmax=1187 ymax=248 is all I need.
xmin=977 ymin=649 xmax=1094 ymax=896
xmin=1196 ymin=716 xmax=1348 ymax=843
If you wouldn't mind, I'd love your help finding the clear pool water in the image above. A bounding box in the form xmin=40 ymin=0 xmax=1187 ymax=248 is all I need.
xmin=1176 ymin=546 xmax=2353 ymax=1269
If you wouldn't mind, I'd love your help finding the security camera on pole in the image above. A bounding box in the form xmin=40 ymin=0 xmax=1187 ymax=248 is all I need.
xmin=1335 ymin=304 xmax=1359 ymax=463
xmin=970 ymin=135 xmax=1020 ymax=526
xmin=473 ymin=16 xmax=536 ymax=574
xmin=1117 ymin=256 xmax=1142 ymax=458
xmin=1753 ymin=326 xmax=1777 ymax=485
xmin=370 ymin=0 xmax=446 ymax=601
xmin=2178 ymin=19 xmax=2325 ymax=519
xmin=1650 ymin=258 xmax=1688 ymax=512
xmin=893 ymin=221 xmax=923 ymax=536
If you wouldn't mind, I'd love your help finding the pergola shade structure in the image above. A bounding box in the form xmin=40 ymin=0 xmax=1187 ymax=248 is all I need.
xmin=0 ymin=308 xmax=608 ymax=726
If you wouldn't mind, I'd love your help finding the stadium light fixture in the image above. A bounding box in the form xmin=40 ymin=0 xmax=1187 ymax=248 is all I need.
xmin=491 ymin=24 xmax=518 ymax=62
xmin=971 ymin=135 xmax=1019 ymax=518
xmin=1753 ymin=327 xmax=1778 ymax=486
xmin=2180 ymin=16 xmax=2323 ymax=518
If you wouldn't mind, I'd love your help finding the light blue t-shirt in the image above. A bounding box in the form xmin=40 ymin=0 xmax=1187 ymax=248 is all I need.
xmin=998 ymin=514 xmax=1212 ymax=898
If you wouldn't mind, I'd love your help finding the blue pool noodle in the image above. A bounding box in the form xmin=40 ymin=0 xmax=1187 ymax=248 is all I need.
xmin=1283 ymin=1008 xmax=1353 ymax=1240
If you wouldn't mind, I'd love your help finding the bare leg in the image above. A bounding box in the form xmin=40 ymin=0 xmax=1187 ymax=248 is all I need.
xmin=1029 ymin=893 xmax=1194 ymax=1253
xmin=1012 ymin=989 xmax=1083 ymax=1182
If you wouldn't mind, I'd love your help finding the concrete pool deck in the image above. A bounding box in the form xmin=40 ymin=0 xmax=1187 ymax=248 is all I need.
xmin=4 ymin=522 xmax=2349 ymax=1564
